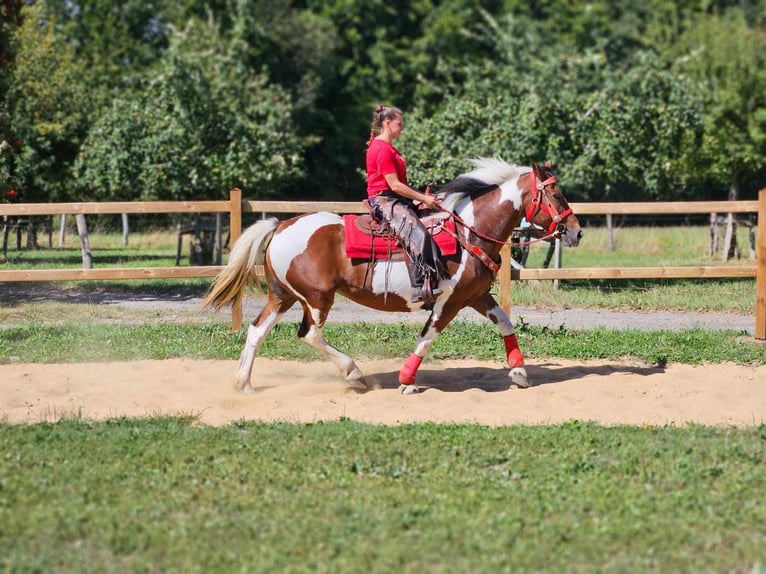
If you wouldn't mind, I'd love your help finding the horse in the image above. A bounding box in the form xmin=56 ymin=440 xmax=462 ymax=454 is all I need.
xmin=204 ymin=158 xmax=582 ymax=394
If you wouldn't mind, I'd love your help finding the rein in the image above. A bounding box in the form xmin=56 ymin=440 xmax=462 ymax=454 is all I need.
xmin=436 ymin=176 xmax=563 ymax=242
xmin=434 ymin=169 xmax=570 ymax=272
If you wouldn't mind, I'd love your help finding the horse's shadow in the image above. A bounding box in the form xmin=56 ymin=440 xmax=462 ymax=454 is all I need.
xmin=364 ymin=361 xmax=665 ymax=393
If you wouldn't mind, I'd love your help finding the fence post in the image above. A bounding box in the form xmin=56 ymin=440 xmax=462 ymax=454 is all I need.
xmin=229 ymin=188 xmax=243 ymax=332
xmin=755 ymin=189 xmax=766 ymax=340
xmin=499 ymin=243 xmax=512 ymax=315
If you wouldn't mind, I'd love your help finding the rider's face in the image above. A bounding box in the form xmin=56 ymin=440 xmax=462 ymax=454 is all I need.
xmin=386 ymin=115 xmax=404 ymax=139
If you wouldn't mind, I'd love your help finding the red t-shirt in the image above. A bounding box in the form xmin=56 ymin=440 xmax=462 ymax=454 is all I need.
xmin=366 ymin=139 xmax=408 ymax=199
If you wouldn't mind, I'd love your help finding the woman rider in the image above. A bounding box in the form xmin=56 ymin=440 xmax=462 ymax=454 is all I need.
xmin=365 ymin=104 xmax=448 ymax=303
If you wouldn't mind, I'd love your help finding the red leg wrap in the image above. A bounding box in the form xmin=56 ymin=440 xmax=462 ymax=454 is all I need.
xmin=399 ymin=353 xmax=423 ymax=385
xmin=503 ymin=334 xmax=525 ymax=368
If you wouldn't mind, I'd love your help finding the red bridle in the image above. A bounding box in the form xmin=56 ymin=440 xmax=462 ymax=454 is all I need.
xmin=435 ymin=167 xmax=574 ymax=273
xmin=525 ymin=170 xmax=573 ymax=236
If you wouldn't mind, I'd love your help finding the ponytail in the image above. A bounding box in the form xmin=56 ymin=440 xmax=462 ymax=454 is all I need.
xmin=367 ymin=104 xmax=402 ymax=146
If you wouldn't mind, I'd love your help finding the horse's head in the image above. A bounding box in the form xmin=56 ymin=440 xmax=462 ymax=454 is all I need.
xmin=524 ymin=162 xmax=582 ymax=247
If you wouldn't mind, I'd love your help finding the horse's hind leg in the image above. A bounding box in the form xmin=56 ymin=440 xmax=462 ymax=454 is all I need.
xmin=235 ymin=299 xmax=292 ymax=393
xmin=297 ymin=306 xmax=367 ymax=390
xmin=470 ymin=293 xmax=530 ymax=388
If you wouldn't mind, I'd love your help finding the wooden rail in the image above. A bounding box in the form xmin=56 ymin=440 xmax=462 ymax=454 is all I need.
xmin=1 ymin=190 xmax=764 ymax=339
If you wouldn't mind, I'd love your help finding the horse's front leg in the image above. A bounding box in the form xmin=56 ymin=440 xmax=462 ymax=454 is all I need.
xmin=397 ymin=307 xmax=460 ymax=395
xmin=470 ymin=293 xmax=530 ymax=388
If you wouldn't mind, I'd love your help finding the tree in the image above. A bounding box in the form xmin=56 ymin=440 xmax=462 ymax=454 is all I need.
xmin=0 ymin=0 xmax=23 ymax=108
xmin=403 ymin=44 xmax=703 ymax=202
xmin=670 ymin=10 xmax=766 ymax=200
xmin=225 ymin=0 xmax=343 ymax=197
xmin=1 ymin=3 xmax=96 ymax=202
xmin=36 ymin=0 xmax=170 ymax=80
xmin=74 ymin=16 xmax=308 ymax=201
xmin=566 ymin=53 xmax=703 ymax=201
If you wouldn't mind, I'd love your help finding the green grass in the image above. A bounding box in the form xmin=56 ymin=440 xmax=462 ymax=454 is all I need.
xmin=515 ymin=224 xmax=757 ymax=312
xmin=2 ymin=225 xmax=764 ymax=572
xmin=1 ymin=418 xmax=764 ymax=573
xmin=509 ymin=278 xmax=756 ymax=313
xmin=1 ymin=225 xmax=758 ymax=314
xmin=1 ymin=322 xmax=764 ymax=366
xmin=535 ymin=223 xmax=755 ymax=268
xmin=1 ymin=230 xmax=186 ymax=268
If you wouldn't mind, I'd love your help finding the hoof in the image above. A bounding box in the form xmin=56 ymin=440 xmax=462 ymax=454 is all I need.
xmin=509 ymin=367 xmax=530 ymax=388
xmin=346 ymin=377 xmax=368 ymax=390
xmin=398 ymin=383 xmax=420 ymax=395
xmin=345 ymin=367 xmax=368 ymax=390
xmin=234 ymin=376 xmax=252 ymax=393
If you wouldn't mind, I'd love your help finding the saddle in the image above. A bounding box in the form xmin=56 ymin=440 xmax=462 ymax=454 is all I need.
xmin=343 ymin=212 xmax=458 ymax=260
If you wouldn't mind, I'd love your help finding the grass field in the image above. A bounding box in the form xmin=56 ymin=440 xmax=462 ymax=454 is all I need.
xmin=1 ymin=321 xmax=765 ymax=366
xmin=1 ymin=222 xmax=764 ymax=572
xmin=1 ymin=418 xmax=764 ymax=572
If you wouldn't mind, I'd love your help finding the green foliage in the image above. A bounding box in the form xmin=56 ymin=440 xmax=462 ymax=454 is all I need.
xmin=568 ymin=52 xmax=704 ymax=200
xmin=1 ymin=420 xmax=764 ymax=571
xmin=0 ymin=0 xmax=22 ymax=104
xmin=1 ymin=3 xmax=97 ymax=202
xmin=74 ymin=17 xmax=308 ymax=200
xmin=670 ymin=10 xmax=766 ymax=198
xmin=404 ymin=47 xmax=703 ymax=201
xmin=1 ymin=0 xmax=765 ymax=202
xmin=37 ymin=0 xmax=170 ymax=76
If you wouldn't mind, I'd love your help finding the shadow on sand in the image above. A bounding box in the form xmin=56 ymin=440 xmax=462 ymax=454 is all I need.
xmin=363 ymin=361 xmax=665 ymax=393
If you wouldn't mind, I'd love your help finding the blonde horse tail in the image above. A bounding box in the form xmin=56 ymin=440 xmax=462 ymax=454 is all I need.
xmin=202 ymin=217 xmax=279 ymax=310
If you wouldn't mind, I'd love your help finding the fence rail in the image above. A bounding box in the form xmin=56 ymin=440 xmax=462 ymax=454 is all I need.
xmin=1 ymin=189 xmax=764 ymax=339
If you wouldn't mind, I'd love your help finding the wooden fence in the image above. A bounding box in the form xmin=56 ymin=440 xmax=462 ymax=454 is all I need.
xmin=1 ymin=189 xmax=764 ymax=339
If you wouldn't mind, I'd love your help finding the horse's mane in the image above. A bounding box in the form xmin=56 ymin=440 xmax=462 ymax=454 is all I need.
xmin=437 ymin=158 xmax=530 ymax=212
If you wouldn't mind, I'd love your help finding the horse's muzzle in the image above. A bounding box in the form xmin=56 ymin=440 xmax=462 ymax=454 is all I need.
xmin=558 ymin=225 xmax=582 ymax=247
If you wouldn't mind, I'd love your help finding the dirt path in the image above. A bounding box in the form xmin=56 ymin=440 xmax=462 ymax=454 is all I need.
xmin=2 ymin=286 xmax=763 ymax=427
xmin=0 ymin=284 xmax=756 ymax=333
xmin=3 ymin=358 xmax=764 ymax=426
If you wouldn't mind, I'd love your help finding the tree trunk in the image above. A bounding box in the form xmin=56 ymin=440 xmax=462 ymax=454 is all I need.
xmin=723 ymin=173 xmax=740 ymax=260
xmin=606 ymin=213 xmax=614 ymax=252
xmin=722 ymin=213 xmax=738 ymax=261
xmin=25 ymin=219 xmax=37 ymax=249
xmin=59 ymin=214 xmax=67 ymax=246
xmin=709 ymin=212 xmax=717 ymax=257
xmin=75 ymin=214 xmax=92 ymax=269
xmin=727 ymin=171 xmax=739 ymax=201
xmin=122 ymin=213 xmax=129 ymax=246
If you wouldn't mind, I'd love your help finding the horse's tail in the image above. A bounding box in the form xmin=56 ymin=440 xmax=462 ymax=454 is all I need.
xmin=202 ymin=217 xmax=279 ymax=310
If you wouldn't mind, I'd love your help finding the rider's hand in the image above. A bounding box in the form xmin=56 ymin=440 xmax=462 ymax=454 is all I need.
xmin=421 ymin=194 xmax=439 ymax=209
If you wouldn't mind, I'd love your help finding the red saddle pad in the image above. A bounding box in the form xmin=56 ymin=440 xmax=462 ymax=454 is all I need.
xmin=343 ymin=214 xmax=458 ymax=260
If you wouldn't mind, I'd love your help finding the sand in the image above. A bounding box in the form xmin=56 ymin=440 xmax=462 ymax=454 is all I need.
xmin=2 ymin=358 xmax=764 ymax=426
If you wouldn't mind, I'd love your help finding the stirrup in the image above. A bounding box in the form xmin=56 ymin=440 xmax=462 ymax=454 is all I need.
xmin=411 ymin=283 xmax=442 ymax=303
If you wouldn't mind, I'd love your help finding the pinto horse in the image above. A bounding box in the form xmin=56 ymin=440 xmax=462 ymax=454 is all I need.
xmin=204 ymin=158 xmax=581 ymax=394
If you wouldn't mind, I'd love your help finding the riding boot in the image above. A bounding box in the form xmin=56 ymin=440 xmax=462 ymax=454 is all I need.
xmin=374 ymin=195 xmax=446 ymax=304
xmin=420 ymin=275 xmax=442 ymax=303
xmin=406 ymin=258 xmax=428 ymax=302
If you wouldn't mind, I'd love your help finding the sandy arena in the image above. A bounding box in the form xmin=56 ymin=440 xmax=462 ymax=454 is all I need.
xmin=2 ymin=357 xmax=764 ymax=426
xmin=2 ymin=286 xmax=764 ymax=427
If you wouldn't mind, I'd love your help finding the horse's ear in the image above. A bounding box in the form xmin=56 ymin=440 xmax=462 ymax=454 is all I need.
xmin=544 ymin=159 xmax=553 ymax=169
